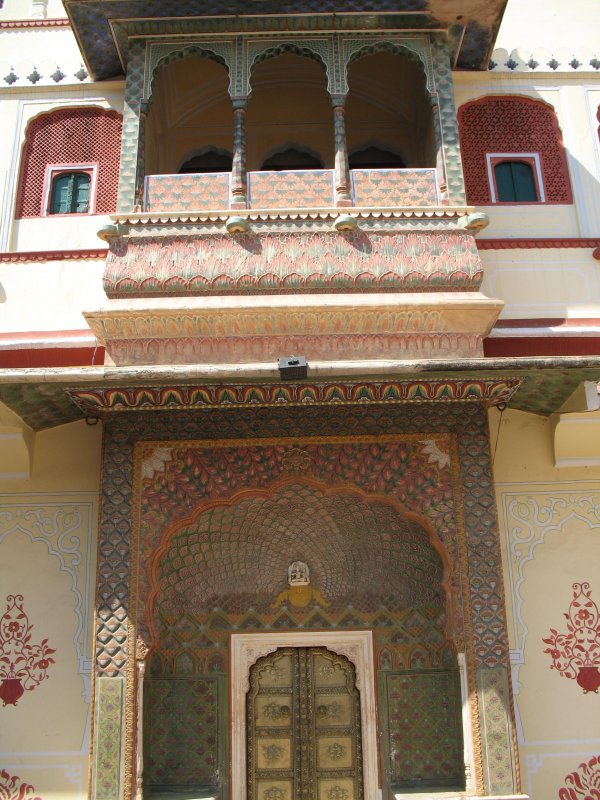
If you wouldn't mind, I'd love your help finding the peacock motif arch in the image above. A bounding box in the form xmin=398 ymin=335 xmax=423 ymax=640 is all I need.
xmin=142 ymin=476 xmax=457 ymax=676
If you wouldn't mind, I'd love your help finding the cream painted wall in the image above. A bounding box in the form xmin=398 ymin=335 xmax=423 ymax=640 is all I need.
xmin=495 ymin=0 xmax=600 ymax=53
xmin=0 ymin=259 xmax=106 ymax=334
xmin=491 ymin=408 xmax=600 ymax=800
xmin=0 ymin=420 xmax=101 ymax=800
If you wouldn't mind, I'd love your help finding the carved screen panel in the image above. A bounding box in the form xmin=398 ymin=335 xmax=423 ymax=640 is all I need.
xmin=247 ymin=647 xmax=363 ymax=800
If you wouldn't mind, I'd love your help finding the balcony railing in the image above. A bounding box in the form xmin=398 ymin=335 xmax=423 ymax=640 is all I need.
xmin=143 ymin=168 xmax=439 ymax=212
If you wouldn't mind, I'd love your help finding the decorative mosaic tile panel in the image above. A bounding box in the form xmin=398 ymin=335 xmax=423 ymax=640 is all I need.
xmin=144 ymin=173 xmax=230 ymax=212
xmin=385 ymin=670 xmax=464 ymax=788
xmin=93 ymin=676 xmax=124 ymax=800
xmin=352 ymin=169 xmax=438 ymax=207
xmin=477 ymin=666 xmax=516 ymax=795
xmin=247 ymin=170 xmax=335 ymax=208
xmin=144 ymin=677 xmax=221 ymax=789
xmin=95 ymin=405 xmax=514 ymax=797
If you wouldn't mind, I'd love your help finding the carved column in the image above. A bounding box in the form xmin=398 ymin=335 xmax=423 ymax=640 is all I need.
xmin=430 ymin=96 xmax=447 ymax=201
xmin=134 ymin=638 xmax=148 ymax=800
xmin=332 ymin=95 xmax=352 ymax=207
xmin=231 ymin=98 xmax=248 ymax=209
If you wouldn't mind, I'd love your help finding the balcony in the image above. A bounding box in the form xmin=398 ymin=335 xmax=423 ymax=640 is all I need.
xmin=143 ymin=168 xmax=439 ymax=213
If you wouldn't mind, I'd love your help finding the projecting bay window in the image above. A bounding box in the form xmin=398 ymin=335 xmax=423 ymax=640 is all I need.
xmin=486 ymin=153 xmax=544 ymax=203
xmin=43 ymin=164 xmax=97 ymax=215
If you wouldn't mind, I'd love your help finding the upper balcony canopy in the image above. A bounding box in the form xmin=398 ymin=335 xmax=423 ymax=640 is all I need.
xmin=64 ymin=0 xmax=508 ymax=80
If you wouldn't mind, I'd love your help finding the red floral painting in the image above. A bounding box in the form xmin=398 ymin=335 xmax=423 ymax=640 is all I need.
xmin=0 ymin=595 xmax=56 ymax=707
xmin=543 ymin=582 xmax=600 ymax=694
xmin=559 ymin=754 xmax=600 ymax=799
xmin=0 ymin=769 xmax=42 ymax=800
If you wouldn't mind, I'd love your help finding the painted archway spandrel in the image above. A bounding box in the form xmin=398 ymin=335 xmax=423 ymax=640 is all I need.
xmin=136 ymin=435 xmax=459 ymax=558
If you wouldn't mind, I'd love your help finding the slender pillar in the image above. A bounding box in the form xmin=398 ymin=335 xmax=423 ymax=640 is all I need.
xmin=332 ymin=95 xmax=352 ymax=207
xmin=231 ymin=98 xmax=248 ymax=209
xmin=134 ymin=639 xmax=148 ymax=800
xmin=431 ymin=96 xmax=448 ymax=201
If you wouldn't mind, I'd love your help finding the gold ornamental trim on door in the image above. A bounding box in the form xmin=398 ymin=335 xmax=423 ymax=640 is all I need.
xmin=230 ymin=631 xmax=378 ymax=800
xmin=248 ymin=647 xmax=364 ymax=800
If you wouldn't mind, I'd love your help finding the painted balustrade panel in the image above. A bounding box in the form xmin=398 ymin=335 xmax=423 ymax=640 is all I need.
xmin=247 ymin=170 xmax=335 ymax=209
xmin=144 ymin=172 xmax=231 ymax=212
xmin=352 ymin=168 xmax=438 ymax=207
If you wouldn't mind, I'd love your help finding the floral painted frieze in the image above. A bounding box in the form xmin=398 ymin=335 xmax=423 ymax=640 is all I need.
xmin=0 ymin=595 xmax=56 ymax=707
xmin=0 ymin=768 xmax=42 ymax=799
xmin=559 ymin=754 xmax=600 ymax=799
xmin=543 ymin=582 xmax=600 ymax=694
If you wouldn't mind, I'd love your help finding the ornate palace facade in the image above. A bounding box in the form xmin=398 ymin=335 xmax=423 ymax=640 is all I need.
xmin=0 ymin=0 xmax=599 ymax=799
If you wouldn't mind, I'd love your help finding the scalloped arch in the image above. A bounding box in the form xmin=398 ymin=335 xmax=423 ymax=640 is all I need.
xmin=149 ymin=45 xmax=232 ymax=100
xmin=345 ymin=41 xmax=432 ymax=95
xmin=247 ymin=43 xmax=331 ymax=97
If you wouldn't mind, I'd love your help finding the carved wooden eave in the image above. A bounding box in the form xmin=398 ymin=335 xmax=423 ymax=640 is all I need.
xmin=63 ymin=0 xmax=508 ymax=81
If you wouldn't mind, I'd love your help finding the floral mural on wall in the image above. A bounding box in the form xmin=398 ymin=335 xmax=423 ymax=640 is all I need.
xmin=0 ymin=595 xmax=55 ymax=707
xmin=558 ymin=754 xmax=600 ymax=799
xmin=543 ymin=582 xmax=600 ymax=694
xmin=0 ymin=769 xmax=42 ymax=800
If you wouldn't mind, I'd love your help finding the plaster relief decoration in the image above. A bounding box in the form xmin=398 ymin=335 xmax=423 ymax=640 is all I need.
xmin=0 ymin=595 xmax=56 ymax=707
xmin=559 ymin=754 xmax=600 ymax=799
xmin=0 ymin=769 xmax=42 ymax=800
xmin=543 ymin=582 xmax=600 ymax=694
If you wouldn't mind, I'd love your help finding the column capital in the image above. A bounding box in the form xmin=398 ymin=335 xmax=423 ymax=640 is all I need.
xmin=232 ymin=97 xmax=248 ymax=111
xmin=330 ymin=93 xmax=347 ymax=109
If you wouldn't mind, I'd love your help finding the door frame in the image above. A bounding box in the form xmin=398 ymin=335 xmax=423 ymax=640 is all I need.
xmin=230 ymin=630 xmax=379 ymax=800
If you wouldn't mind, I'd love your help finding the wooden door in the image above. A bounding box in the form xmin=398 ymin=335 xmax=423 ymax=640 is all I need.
xmin=247 ymin=647 xmax=364 ymax=800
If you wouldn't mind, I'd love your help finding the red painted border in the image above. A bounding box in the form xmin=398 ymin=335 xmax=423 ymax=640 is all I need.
xmin=0 ymin=249 xmax=106 ymax=262
xmin=483 ymin=337 xmax=600 ymax=357
xmin=477 ymin=238 xmax=600 ymax=250
xmin=0 ymin=346 xmax=104 ymax=367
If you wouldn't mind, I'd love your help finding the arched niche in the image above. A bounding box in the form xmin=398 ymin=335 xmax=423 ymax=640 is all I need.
xmin=246 ymin=53 xmax=333 ymax=171
xmin=145 ymin=53 xmax=232 ymax=176
xmin=345 ymin=50 xmax=436 ymax=169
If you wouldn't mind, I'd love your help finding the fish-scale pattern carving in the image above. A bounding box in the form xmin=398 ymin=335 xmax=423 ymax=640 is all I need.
xmin=431 ymin=38 xmax=466 ymax=204
xmin=96 ymin=403 xmax=509 ymax=675
xmin=117 ymin=43 xmax=146 ymax=212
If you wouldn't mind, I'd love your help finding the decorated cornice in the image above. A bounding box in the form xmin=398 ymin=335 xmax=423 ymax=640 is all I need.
xmin=0 ymin=249 xmax=107 ymax=262
xmin=489 ymin=47 xmax=600 ymax=73
xmin=63 ymin=1 xmax=506 ymax=80
xmin=0 ymin=18 xmax=70 ymax=28
xmin=113 ymin=207 xmax=472 ymax=226
xmin=67 ymin=378 xmax=523 ymax=416
xmin=1 ymin=358 xmax=600 ymax=430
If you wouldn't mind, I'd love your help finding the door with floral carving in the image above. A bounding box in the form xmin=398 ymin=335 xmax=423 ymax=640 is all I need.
xmin=247 ymin=647 xmax=364 ymax=800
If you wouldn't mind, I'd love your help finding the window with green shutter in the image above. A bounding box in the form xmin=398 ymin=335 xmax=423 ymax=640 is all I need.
xmin=494 ymin=160 xmax=538 ymax=202
xmin=49 ymin=171 xmax=91 ymax=214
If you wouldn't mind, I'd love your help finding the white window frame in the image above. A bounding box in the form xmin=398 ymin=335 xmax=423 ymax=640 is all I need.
xmin=485 ymin=152 xmax=545 ymax=203
xmin=42 ymin=162 xmax=99 ymax=216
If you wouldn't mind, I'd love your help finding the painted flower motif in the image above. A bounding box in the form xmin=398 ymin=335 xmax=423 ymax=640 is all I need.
xmin=0 ymin=596 xmax=55 ymax=704
xmin=543 ymin=583 xmax=600 ymax=693
xmin=559 ymin=754 xmax=600 ymax=799
xmin=141 ymin=446 xmax=174 ymax=481
xmin=419 ymin=440 xmax=450 ymax=470
xmin=0 ymin=768 xmax=42 ymax=799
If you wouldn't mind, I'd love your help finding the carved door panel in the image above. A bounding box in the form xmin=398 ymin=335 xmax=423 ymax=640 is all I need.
xmin=247 ymin=647 xmax=363 ymax=800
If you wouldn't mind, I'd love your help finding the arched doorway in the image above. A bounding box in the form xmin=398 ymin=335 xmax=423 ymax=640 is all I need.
xmin=246 ymin=645 xmax=363 ymax=800
xmin=143 ymin=479 xmax=465 ymax=798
